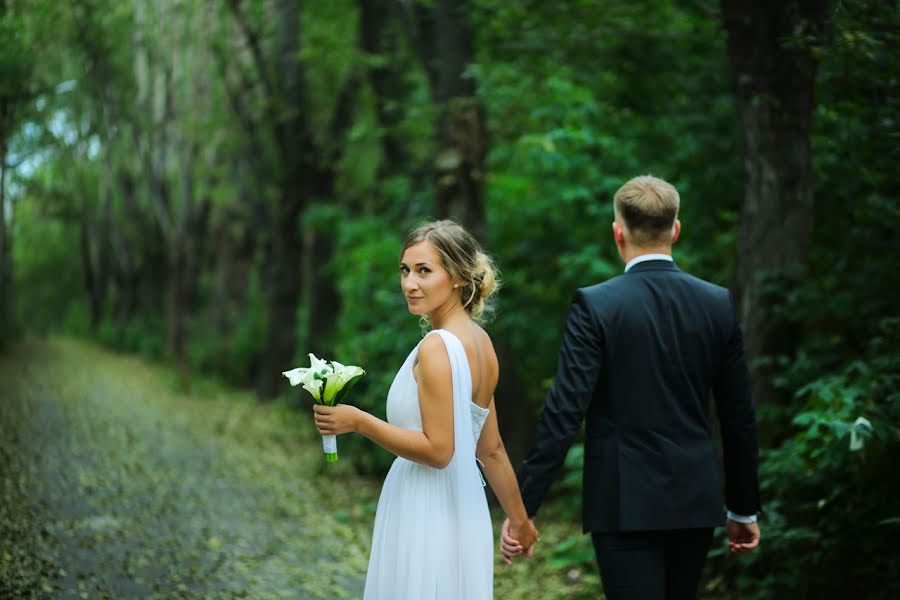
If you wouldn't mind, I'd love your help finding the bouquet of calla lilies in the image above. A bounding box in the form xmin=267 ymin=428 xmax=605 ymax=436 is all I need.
xmin=283 ymin=354 xmax=365 ymax=462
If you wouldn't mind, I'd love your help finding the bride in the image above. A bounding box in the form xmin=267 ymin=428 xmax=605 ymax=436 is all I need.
xmin=312 ymin=219 xmax=539 ymax=599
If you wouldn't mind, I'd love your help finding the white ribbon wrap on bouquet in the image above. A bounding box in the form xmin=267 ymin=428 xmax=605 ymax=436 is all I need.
xmin=322 ymin=434 xmax=337 ymax=454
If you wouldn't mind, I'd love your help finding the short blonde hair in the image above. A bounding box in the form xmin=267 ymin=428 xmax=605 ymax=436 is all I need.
xmin=613 ymin=175 xmax=680 ymax=246
xmin=402 ymin=219 xmax=500 ymax=322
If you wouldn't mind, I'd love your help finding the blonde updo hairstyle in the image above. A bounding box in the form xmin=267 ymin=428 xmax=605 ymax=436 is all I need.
xmin=401 ymin=219 xmax=500 ymax=323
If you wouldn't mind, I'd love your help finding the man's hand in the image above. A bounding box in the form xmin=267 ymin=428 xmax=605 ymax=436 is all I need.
xmin=727 ymin=519 xmax=760 ymax=555
xmin=500 ymin=517 xmax=539 ymax=565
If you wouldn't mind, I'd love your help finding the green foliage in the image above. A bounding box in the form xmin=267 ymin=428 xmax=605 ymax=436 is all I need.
xmin=189 ymin=267 xmax=269 ymax=385
xmin=12 ymin=200 xmax=82 ymax=334
xmin=472 ymin=0 xmax=742 ymax=411
xmin=329 ymin=212 xmax=422 ymax=472
xmin=709 ymin=335 xmax=900 ymax=598
xmin=4 ymin=0 xmax=899 ymax=596
xmin=705 ymin=3 xmax=900 ymax=596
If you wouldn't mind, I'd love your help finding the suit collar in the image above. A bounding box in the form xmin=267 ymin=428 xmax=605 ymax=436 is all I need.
xmin=625 ymin=259 xmax=679 ymax=274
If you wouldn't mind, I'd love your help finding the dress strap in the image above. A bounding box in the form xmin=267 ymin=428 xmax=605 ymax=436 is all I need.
xmin=421 ymin=329 xmax=492 ymax=595
xmin=426 ymin=329 xmax=487 ymax=486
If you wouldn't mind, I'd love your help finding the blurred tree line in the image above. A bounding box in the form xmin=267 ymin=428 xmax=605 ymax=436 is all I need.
xmin=1 ymin=0 xmax=897 ymax=596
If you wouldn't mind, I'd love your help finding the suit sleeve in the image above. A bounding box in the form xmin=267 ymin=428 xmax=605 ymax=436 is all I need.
xmin=713 ymin=293 xmax=761 ymax=516
xmin=517 ymin=289 xmax=604 ymax=517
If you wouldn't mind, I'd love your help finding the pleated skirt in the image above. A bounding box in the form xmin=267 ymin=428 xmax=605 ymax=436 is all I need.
xmin=363 ymin=457 xmax=493 ymax=600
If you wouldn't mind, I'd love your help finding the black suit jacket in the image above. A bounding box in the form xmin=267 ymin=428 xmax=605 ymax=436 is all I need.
xmin=517 ymin=259 xmax=760 ymax=533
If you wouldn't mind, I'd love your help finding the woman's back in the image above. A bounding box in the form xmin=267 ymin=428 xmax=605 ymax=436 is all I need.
xmin=434 ymin=323 xmax=498 ymax=411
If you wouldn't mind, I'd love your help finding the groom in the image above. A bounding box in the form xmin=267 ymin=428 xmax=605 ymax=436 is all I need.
xmin=504 ymin=175 xmax=761 ymax=599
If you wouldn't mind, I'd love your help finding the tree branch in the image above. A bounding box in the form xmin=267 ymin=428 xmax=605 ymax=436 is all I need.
xmin=225 ymin=0 xmax=276 ymax=102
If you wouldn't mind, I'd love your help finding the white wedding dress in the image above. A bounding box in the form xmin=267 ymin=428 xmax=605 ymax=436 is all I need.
xmin=363 ymin=329 xmax=493 ymax=600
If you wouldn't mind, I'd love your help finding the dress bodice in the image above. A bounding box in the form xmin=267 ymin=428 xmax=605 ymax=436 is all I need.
xmin=470 ymin=402 xmax=489 ymax=445
xmin=386 ymin=331 xmax=490 ymax=446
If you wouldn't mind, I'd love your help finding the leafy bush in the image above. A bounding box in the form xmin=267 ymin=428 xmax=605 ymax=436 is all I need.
xmin=708 ymin=317 xmax=900 ymax=599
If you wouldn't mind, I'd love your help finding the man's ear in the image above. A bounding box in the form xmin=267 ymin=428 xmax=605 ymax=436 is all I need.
xmin=671 ymin=219 xmax=681 ymax=245
xmin=612 ymin=221 xmax=626 ymax=247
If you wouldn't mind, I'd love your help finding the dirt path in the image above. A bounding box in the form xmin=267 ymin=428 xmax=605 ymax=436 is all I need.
xmin=0 ymin=339 xmax=373 ymax=599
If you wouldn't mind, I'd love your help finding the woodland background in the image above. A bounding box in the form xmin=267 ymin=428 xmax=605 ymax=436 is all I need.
xmin=1 ymin=0 xmax=898 ymax=597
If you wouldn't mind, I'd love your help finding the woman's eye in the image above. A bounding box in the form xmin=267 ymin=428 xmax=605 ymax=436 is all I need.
xmin=419 ymin=267 xmax=431 ymax=274
xmin=400 ymin=266 xmax=409 ymax=274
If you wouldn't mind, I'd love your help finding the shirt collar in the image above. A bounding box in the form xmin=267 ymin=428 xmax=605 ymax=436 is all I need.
xmin=624 ymin=253 xmax=674 ymax=272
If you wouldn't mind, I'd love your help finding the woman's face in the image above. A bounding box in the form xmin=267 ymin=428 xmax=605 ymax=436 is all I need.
xmin=400 ymin=241 xmax=457 ymax=316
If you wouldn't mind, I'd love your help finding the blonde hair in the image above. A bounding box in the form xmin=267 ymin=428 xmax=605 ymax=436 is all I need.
xmin=613 ymin=175 xmax=680 ymax=246
xmin=402 ymin=219 xmax=500 ymax=322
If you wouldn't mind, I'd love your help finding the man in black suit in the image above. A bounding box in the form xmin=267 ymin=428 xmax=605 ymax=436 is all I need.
xmin=502 ymin=175 xmax=761 ymax=599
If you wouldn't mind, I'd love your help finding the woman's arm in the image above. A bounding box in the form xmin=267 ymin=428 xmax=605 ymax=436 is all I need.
xmin=313 ymin=334 xmax=455 ymax=469
xmin=476 ymin=398 xmax=539 ymax=559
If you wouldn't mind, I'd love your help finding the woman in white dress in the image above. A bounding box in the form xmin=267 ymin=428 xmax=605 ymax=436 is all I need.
xmin=313 ymin=220 xmax=539 ymax=599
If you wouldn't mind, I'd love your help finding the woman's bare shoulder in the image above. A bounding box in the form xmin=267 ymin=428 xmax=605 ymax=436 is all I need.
xmin=416 ymin=332 xmax=451 ymax=366
xmin=413 ymin=333 xmax=451 ymax=385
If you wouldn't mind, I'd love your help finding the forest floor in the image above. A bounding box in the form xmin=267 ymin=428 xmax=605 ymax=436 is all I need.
xmin=0 ymin=337 xmax=600 ymax=599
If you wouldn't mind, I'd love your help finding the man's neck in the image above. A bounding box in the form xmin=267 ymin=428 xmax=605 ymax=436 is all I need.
xmin=621 ymin=246 xmax=672 ymax=265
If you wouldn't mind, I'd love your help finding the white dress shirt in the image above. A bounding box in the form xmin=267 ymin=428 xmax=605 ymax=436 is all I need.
xmin=624 ymin=253 xmax=674 ymax=272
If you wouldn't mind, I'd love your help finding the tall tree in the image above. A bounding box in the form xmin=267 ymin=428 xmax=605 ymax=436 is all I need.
xmin=357 ymin=0 xmax=415 ymax=190
xmin=408 ymin=0 xmax=540 ymax=461
xmin=0 ymin=0 xmax=58 ymax=342
xmin=722 ymin=0 xmax=828 ymax=408
xmin=69 ymin=0 xmax=132 ymax=331
xmin=0 ymin=2 xmax=30 ymax=340
xmin=414 ymin=0 xmax=487 ymax=241
xmin=223 ymin=0 xmax=360 ymax=398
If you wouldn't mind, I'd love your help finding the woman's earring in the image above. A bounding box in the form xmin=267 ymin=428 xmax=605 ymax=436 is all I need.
xmin=453 ymin=283 xmax=459 ymax=288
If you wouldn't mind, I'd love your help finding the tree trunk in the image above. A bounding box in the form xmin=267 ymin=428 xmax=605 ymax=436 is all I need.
xmin=303 ymin=48 xmax=361 ymax=359
xmin=432 ymin=0 xmax=487 ymax=242
xmin=359 ymin=0 xmax=410 ymax=183
xmin=0 ymin=112 xmax=10 ymax=336
xmin=166 ymin=246 xmax=187 ymax=359
xmin=79 ymin=213 xmax=103 ymax=330
xmin=254 ymin=0 xmax=308 ymax=399
xmin=211 ymin=203 xmax=251 ymax=340
xmin=257 ymin=198 xmax=304 ymax=399
xmin=167 ymin=137 xmax=210 ymax=388
xmin=722 ymin=0 xmax=827 ymax=407
xmin=211 ymin=222 xmax=233 ymax=335
xmin=113 ymin=171 xmax=138 ymax=330
xmin=305 ymin=167 xmax=341 ymax=359
xmin=256 ymin=0 xmax=359 ymax=397
xmin=421 ymin=0 xmax=532 ymax=460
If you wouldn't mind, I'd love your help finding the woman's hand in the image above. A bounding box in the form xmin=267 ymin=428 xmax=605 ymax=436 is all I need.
xmin=500 ymin=517 xmax=539 ymax=565
xmin=313 ymin=404 xmax=362 ymax=436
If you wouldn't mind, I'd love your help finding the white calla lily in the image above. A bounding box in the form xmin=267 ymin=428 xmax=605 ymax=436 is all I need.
xmin=281 ymin=367 xmax=308 ymax=387
xmin=302 ymin=377 xmax=324 ymax=402
xmin=282 ymin=353 xmax=366 ymax=462
xmin=336 ymin=364 xmax=365 ymax=386
xmin=308 ymin=353 xmax=329 ymax=375
xmin=323 ymin=374 xmax=341 ymax=403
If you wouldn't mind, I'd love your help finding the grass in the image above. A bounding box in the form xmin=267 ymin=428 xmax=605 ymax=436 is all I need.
xmin=0 ymin=337 xmax=602 ymax=599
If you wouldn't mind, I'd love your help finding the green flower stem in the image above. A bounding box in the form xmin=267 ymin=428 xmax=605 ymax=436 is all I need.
xmin=324 ymin=452 xmax=339 ymax=462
